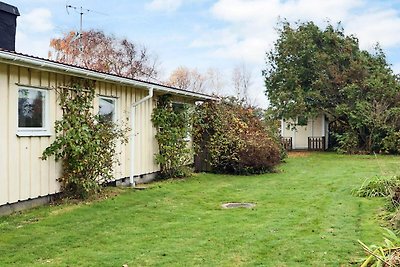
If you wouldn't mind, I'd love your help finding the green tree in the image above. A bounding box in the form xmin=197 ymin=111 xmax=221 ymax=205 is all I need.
xmin=263 ymin=21 xmax=400 ymax=153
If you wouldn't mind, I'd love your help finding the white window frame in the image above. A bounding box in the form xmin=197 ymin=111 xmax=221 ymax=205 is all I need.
xmin=98 ymin=96 xmax=117 ymax=123
xmin=16 ymin=87 xmax=51 ymax=137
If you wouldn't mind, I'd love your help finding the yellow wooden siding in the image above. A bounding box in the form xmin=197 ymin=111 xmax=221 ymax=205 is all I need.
xmin=0 ymin=63 xmax=163 ymax=206
xmin=0 ymin=63 xmax=9 ymax=205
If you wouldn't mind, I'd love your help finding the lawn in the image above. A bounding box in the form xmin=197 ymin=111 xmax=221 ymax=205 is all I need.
xmin=0 ymin=152 xmax=398 ymax=266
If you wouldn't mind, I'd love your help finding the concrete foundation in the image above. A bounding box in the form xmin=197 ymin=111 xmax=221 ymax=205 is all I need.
xmin=0 ymin=194 xmax=57 ymax=216
xmin=115 ymin=172 xmax=159 ymax=186
xmin=0 ymin=172 xmax=160 ymax=216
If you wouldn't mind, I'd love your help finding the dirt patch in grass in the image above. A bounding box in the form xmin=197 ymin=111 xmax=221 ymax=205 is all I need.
xmin=50 ymin=187 xmax=127 ymax=208
xmin=288 ymin=151 xmax=312 ymax=158
xmin=221 ymin=202 xmax=256 ymax=209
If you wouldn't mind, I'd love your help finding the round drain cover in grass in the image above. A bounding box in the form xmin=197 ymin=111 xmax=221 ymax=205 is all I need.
xmin=221 ymin=202 xmax=256 ymax=209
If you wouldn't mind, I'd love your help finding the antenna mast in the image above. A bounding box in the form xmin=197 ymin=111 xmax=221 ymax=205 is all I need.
xmin=66 ymin=4 xmax=94 ymax=51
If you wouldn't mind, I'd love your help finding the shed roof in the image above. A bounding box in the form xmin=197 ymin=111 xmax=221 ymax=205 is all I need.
xmin=0 ymin=49 xmax=217 ymax=101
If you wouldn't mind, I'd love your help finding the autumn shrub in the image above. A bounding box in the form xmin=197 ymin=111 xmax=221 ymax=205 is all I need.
xmin=42 ymin=83 xmax=128 ymax=199
xmin=151 ymin=94 xmax=192 ymax=178
xmin=193 ymin=98 xmax=281 ymax=174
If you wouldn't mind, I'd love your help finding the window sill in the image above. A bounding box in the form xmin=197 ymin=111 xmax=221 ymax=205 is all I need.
xmin=17 ymin=130 xmax=52 ymax=137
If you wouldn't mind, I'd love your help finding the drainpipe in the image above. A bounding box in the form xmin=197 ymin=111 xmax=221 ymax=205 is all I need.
xmin=130 ymin=87 xmax=154 ymax=187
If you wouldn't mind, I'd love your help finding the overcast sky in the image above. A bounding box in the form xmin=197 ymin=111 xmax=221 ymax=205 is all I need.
xmin=7 ymin=0 xmax=400 ymax=107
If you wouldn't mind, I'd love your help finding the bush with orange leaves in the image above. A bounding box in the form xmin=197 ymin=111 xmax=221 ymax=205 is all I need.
xmin=193 ymin=98 xmax=282 ymax=174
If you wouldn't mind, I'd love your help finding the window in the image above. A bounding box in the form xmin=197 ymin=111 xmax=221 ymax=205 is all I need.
xmin=172 ymin=102 xmax=191 ymax=142
xmin=99 ymin=96 xmax=116 ymax=123
xmin=297 ymin=116 xmax=308 ymax=126
xmin=17 ymin=87 xmax=50 ymax=136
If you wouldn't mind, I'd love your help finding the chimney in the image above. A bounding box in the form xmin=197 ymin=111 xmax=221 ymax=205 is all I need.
xmin=0 ymin=1 xmax=19 ymax=51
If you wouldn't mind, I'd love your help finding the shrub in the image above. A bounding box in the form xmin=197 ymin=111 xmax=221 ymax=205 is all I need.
xmin=382 ymin=131 xmax=400 ymax=154
xmin=333 ymin=131 xmax=360 ymax=154
xmin=352 ymin=175 xmax=400 ymax=198
xmin=151 ymin=94 xmax=192 ymax=178
xmin=42 ymin=83 xmax=128 ymax=199
xmin=193 ymin=98 xmax=281 ymax=174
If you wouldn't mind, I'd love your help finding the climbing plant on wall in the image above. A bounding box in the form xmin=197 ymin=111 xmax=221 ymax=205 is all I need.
xmin=151 ymin=94 xmax=192 ymax=178
xmin=42 ymin=82 xmax=128 ymax=199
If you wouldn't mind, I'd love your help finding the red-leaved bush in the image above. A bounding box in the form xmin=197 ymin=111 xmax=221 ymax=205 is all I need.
xmin=193 ymin=98 xmax=282 ymax=174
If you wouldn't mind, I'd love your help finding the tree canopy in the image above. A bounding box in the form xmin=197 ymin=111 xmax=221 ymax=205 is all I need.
xmin=264 ymin=21 xmax=400 ymax=153
xmin=49 ymin=30 xmax=159 ymax=81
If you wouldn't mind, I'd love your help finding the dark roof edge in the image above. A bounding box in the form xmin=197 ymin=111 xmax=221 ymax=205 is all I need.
xmin=0 ymin=2 xmax=20 ymax=16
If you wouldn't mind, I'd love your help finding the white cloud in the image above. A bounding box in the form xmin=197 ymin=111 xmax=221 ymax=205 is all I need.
xmin=210 ymin=37 xmax=269 ymax=63
xmin=15 ymin=31 xmax=50 ymax=58
xmin=18 ymin=8 xmax=54 ymax=33
xmin=15 ymin=8 xmax=54 ymax=57
xmin=190 ymin=28 xmax=237 ymax=48
xmin=204 ymin=0 xmax=368 ymax=67
xmin=193 ymin=0 xmax=400 ymax=70
xmin=346 ymin=8 xmax=400 ymax=50
xmin=146 ymin=0 xmax=183 ymax=12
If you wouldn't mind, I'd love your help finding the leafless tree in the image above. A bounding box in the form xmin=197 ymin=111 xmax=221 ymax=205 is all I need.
xmin=232 ymin=62 xmax=252 ymax=102
xmin=167 ymin=66 xmax=207 ymax=93
xmin=205 ymin=68 xmax=225 ymax=96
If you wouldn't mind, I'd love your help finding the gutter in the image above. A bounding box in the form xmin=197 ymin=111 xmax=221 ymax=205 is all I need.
xmin=129 ymin=87 xmax=154 ymax=187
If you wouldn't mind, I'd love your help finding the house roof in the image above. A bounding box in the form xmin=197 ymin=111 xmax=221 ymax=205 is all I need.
xmin=0 ymin=49 xmax=217 ymax=101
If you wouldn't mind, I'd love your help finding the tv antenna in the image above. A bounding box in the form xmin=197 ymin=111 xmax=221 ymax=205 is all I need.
xmin=65 ymin=3 xmax=106 ymax=51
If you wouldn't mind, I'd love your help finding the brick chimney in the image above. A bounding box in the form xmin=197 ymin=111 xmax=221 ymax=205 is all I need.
xmin=0 ymin=2 xmax=20 ymax=51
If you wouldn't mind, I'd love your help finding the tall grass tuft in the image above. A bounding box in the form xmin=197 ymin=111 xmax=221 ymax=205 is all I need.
xmin=352 ymin=175 xmax=400 ymax=198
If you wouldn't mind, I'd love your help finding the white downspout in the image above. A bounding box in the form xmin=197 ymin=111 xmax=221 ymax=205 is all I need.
xmin=130 ymin=87 xmax=154 ymax=187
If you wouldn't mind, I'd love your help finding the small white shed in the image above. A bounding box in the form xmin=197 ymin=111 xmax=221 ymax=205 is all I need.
xmin=281 ymin=114 xmax=328 ymax=150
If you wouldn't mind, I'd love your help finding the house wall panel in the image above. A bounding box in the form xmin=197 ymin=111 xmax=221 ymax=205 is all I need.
xmin=39 ymin=71 xmax=50 ymax=196
xmin=312 ymin=115 xmax=323 ymax=137
xmin=0 ymin=64 xmax=9 ymax=205
xmin=18 ymin=67 xmax=31 ymax=200
xmin=7 ymin=65 xmax=20 ymax=203
xmin=0 ymin=62 xmax=182 ymax=206
xmin=48 ymin=72 xmax=61 ymax=195
xmin=30 ymin=70 xmax=43 ymax=198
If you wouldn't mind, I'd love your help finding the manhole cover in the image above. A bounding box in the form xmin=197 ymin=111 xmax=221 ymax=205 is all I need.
xmin=221 ymin=202 xmax=256 ymax=209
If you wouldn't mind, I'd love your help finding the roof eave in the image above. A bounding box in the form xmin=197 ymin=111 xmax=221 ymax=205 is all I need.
xmin=0 ymin=50 xmax=217 ymax=101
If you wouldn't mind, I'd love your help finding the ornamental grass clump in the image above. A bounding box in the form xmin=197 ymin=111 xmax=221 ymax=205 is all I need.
xmin=352 ymin=175 xmax=400 ymax=198
xmin=193 ymin=98 xmax=282 ymax=174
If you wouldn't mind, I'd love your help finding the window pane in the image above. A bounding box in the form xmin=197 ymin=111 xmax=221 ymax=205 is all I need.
xmin=18 ymin=89 xmax=44 ymax=128
xmin=99 ymin=98 xmax=115 ymax=122
xmin=297 ymin=116 xmax=308 ymax=126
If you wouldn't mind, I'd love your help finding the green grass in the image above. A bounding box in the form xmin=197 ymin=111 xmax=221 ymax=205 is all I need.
xmin=0 ymin=152 xmax=398 ymax=266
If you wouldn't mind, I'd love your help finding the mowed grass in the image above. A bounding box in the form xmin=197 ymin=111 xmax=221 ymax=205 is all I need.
xmin=0 ymin=153 xmax=398 ymax=266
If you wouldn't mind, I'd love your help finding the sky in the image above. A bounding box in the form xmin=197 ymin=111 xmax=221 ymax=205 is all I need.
xmin=6 ymin=0 xmax=400 ymax=107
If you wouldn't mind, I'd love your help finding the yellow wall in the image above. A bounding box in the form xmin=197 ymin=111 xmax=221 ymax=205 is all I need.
xmin=0 ymin=63 xmax=181 ymax=206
